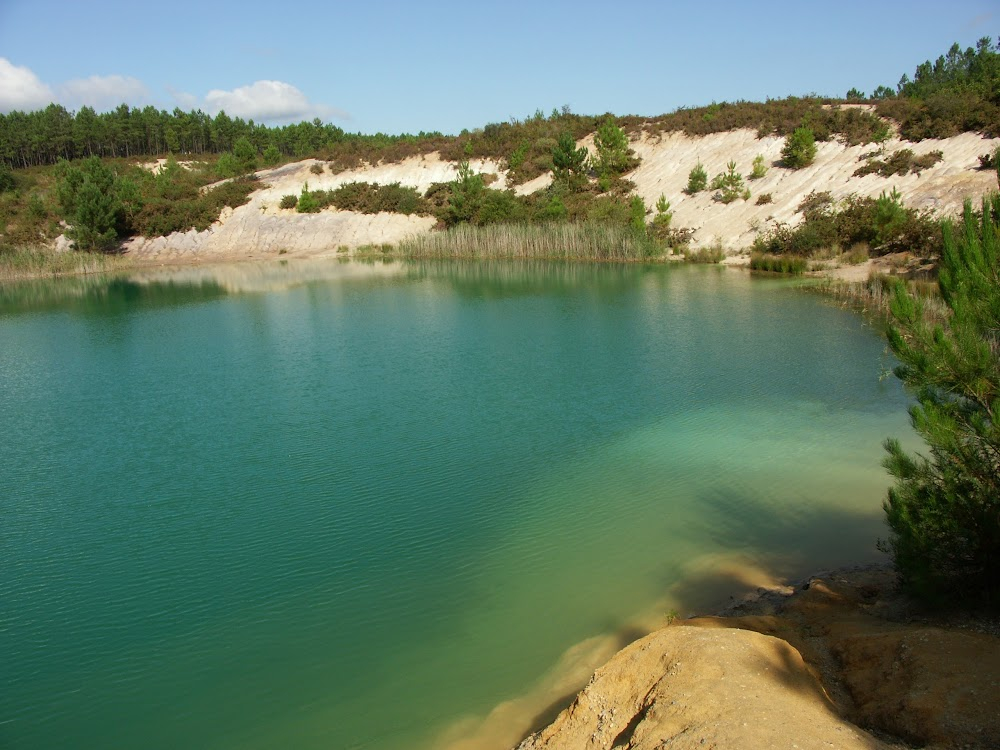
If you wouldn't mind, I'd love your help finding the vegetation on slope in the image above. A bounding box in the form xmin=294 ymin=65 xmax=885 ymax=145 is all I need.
xmin=752 ymin=189 xmax=942 ymax=260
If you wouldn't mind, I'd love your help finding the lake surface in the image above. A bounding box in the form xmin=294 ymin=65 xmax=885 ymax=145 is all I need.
xmin=0 ymin=260 xmax=916 ymax=750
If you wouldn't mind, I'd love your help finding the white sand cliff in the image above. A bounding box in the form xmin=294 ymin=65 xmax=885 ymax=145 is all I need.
xmin=122 ymin=127 xmax=1000 ymax=263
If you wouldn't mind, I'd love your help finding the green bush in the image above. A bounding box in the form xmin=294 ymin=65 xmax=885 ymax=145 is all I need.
xmin=854 ymin=148 xmax=943 ymax=177
xmin=279 ymin=194 xmax=298 ymax=209
xmin=781 ymin=126 xmax=817 ymax=169
xmin=685 ymin=162 xmax=708 ymax=194
xmin=749 ymin=154 xmax=768 ymax=180
xmin=752 ymin=189 xmax=942 ymax=258
xmin=310 ymin=164 xmax=324 ymax=175
xmin=685 ymin=245 xmax=726 ymax=263
xmin=881 ymin=194 xmax=1000 ymax=603
xmin=131 ymin=178 xmax=255 ymax=237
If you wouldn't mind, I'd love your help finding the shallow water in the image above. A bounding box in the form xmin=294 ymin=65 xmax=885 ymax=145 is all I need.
xmin=0 ymin=259 xmax=916 ymax=750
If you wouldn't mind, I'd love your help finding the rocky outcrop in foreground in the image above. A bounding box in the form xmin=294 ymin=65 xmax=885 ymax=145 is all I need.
xmin=517 ymin=567 xmax=1000 ymax=750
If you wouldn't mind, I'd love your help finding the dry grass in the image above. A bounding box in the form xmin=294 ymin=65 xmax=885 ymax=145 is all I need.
xmin=0 ymin=247 xmax=134 ymax=281
xmin=818 ymin=272 xmax=947 ymax=321
xmin=393 ymin=223 xmax=661 ymax=261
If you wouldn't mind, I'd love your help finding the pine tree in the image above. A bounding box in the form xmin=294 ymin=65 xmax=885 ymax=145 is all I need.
xmin=781 ymin=126 xmax=817 ymax=169
xmin=882 ymin=193 xmax=1000 ymax=604
xmin=551 ymin=132 xmax=589 ymax=189
xmin=685 ymin=162 xmax=708 ymax=194
xmin=593 ymin=119 xmax=637 ymax=178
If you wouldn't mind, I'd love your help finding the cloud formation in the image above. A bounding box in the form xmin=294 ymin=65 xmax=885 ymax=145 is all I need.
xmin=0 ymin=59 xmax=347 ymax=125
xmin=59 ymin=75 xmax=148 ymax=111
xmin=203 ymin=80 xmax=349 ymax=123
xmin=0 ymin=58 xmax=54 ymax=112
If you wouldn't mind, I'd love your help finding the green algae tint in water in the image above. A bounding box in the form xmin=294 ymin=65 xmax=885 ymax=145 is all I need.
xmin=0 ymin=261 xmax=916 ymax=750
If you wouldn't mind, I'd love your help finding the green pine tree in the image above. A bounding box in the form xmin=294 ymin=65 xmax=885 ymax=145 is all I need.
xmin=551 ymin=132 xmax=589 ymax=189
xmin=881 ymin=193 xmax=1000 ymax=604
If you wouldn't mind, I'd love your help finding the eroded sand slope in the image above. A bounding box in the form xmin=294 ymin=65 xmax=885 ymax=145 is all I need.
xmin=123 ymin=127 xmax=1000 ymax=262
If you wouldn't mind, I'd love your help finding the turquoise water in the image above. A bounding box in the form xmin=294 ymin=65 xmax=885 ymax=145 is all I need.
xmin=0 ymin=260 xmax=916 ymax=750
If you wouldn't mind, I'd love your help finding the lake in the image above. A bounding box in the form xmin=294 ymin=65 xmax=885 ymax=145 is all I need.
xmin=0 ymin=259 xmax=916 ymax=750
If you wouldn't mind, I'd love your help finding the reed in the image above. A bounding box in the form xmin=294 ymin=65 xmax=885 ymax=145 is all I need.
xmin=393 ymin=223 xmax=661 ymax=262
xmin=817 ymin=273 xmax=947 ymax=321
xmin=749 ymin=253 xmax=807 ymax=275
xmin=0 ymin=247 xmax=133 ymax=281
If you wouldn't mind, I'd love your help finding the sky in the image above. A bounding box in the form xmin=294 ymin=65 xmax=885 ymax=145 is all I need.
xmin=0 ymin=0 xmax=995 ymax=135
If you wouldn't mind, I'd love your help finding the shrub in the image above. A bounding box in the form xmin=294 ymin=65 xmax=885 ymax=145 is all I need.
xmin=752 ymin=189 xmax=941 ymax=258
xmin=749 ymin=154 xmax=768 ymax=180
xmin=756 ymin=192 xmax=773 ymax=205
xmin=279 ymin=194 xmax=298 ymax=209
xmin=310 ymin=163 xmax=324 ymax=175
xmin=685 ymin=162 xmax=708 ymax=194
xmin=781 ymin=126 xmax=817 ymax=169
xmin=881 ymin=194 xmax=1000 ymax=603
xmin=854 ymin=149 xmax=944 ymax=177
xmin=685 ymin=245 xmax=726 ymax=263
xmin=130 ymin=178 xmax=254 ymax=237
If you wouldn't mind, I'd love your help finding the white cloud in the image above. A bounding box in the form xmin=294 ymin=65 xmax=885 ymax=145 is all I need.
xmin=0 ymin=57 xmax=55 ymax=112
xmin=57 ymin=75 xmax=149 ymax=111
xmin=0 ymin=60 xmax=348 ymax=126
xmin=203 ymin=80 xmax=349 ymax=123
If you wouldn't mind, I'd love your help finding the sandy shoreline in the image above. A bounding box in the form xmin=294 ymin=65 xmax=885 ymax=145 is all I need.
xmin=437 ymin=562 xmax=999 ymax=750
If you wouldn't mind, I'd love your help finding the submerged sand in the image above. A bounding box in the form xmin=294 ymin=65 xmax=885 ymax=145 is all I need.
xmin=437 ymin=565 xmax=999 ymax=750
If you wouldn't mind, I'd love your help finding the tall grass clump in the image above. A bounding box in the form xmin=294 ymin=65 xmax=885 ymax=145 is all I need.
xmin=0 ymin=245 xmax=133 ymax=281
xmin=749 ymin=253 xmax=807 ymax=274
xmin=395 ymin=223 xmax=661 ymax=261
xmin=819 ymin=272 xmax=946 ymax=320
xmin=684 ymin=245 xmax=726 ymax=263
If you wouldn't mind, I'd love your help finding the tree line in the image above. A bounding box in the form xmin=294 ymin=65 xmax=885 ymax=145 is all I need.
xmin=0 ymin=103 xmax=445 ymax=169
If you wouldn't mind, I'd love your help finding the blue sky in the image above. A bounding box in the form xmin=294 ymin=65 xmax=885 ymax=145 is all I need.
xmin=0 ymin=0 xmax=995 ymax=134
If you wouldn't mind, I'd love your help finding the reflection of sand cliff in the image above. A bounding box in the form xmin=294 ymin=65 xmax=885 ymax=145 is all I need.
xmin=122 ymin=127 xmax=1000 ymax=263
xmin=126 ymin=257 xmax=407 ymax=294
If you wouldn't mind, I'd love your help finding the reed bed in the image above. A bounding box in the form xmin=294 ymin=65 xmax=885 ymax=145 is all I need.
xmin=393 ymin=223 xmax=661 ymax=262
xmin=0 ymin=247 xmax=134 ymax=281
xmin=817 ymin=273 xmax=947 ymax=322
xmin=749 ymin=253 xmax=808 ymax=275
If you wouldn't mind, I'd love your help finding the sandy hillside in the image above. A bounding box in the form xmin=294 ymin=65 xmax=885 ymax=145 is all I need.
xmin=122 ymin=126 xmax=1000 ymax=262
xmin=628 ymin=129 xmax=1000 ymax=252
